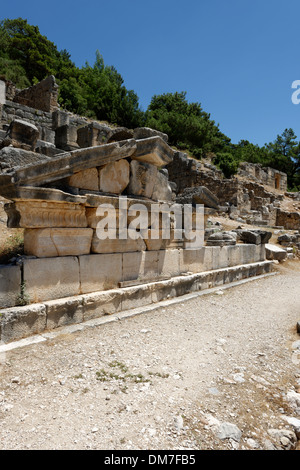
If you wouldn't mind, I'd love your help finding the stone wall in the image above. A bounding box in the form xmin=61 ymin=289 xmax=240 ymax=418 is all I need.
xmin=166 ymin=151 xmax=241 ymax=206
xmin=238 ymin=162 xmax=287 ymax=192
xmin=276 ymin=209 xmax=300 ymax=230
xmin=0 ymin=244 xmax=267 ymax=310
xmin=13 ymin=76 xmax=59 ymax=113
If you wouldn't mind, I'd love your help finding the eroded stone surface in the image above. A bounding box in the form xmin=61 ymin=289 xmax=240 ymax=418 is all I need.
xmin=68 ymin=168 xmax=99 ymax=191
xmin=99 ymin=159 xmax=130 ymax=194
xmin=24 ymin=228 xmax=93 ymax=257
xmin=5 ymin=200 xmax=87 ymax=228
xmin=128 ymin=160 xmax=157 ymax=198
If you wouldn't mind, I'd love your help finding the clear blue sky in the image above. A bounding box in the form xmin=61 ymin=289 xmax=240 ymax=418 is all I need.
xmin=1 ymin=0 xmax=300 ymax=146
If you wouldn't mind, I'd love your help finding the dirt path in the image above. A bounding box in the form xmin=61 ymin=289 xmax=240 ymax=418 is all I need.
xmin=0 ymin=261 xmax=300 ymax=450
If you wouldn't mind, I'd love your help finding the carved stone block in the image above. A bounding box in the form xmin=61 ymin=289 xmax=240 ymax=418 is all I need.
xmin=5 ymin=200 xmax=87 ymax=228
xmin=24 ymin=228 xmax=93 ymax=257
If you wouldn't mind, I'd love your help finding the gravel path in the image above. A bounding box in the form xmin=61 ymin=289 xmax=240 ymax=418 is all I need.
xmin=0 ymin=261 xmax=300 ymax=450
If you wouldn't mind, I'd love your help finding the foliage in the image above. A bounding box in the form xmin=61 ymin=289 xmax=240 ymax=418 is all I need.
xmin=145 ymin=91 xmax=230 ymax=156
xmin=0 ymin=18 xmax=145 ymax=128
xmin=0 ymin=233 xmax=24 ymax=264
xmin=213 ymin=152 xmax=240 ymax=178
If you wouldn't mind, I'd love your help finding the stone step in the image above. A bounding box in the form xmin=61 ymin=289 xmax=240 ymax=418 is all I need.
xmin=0 ymin=260 xmax=274 ymax=344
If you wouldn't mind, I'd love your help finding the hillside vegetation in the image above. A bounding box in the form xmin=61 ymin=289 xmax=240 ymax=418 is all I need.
xmin=0 ymin=18 xmax=299 ymax=190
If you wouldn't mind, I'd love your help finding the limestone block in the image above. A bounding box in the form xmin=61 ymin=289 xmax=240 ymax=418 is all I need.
xmin=121 ymin=284 xmax=154 ymax=310
xmin=151 ymin=278 xmax=177 ymax=303
xmin=237 ymin=230 xmax=272 ymax=245
xmin=265 ymin=243 xmax=287 ymax=261
xmin=2 ymin=119 xmax=39 ymax=151
xmin=77 ymin=122 xmax=111 ymax=148
xmin=99 ymin=159 xmax=130 ymax=194
xmin=91 ymin=230 xmax=146 ymax=254
xmin=0 ymin=265 xmax=21 ymax=308
xmin=86 ymin=206 xmax=120 ymax=229
xmin=128 ymin=160 xmax=158 ymax=198
xmin=0 ymin=147 xmax=49 ymax=174
xmin=79 ymin=253 xmax=122 ymax=294
xmin=23 ymin=257 xmax=81 ymax=303
xmin=158 ymin=249 xmax=181 ymax=278
xmin=144 ymin=230 xmax=168 ymax=251
xmin=180 ymin=248 xmax=206 ymax=274
xmin=1 ymin=140 xmax=137 ymax=198
xmin=237 ymin=244 xmax=257 ymax=265
xmin=45 ymin=297 xmax=84 ymax=330
xmin=122 ymin=251 xmax=159 ymax=282
xmin=133 ymin=127 xmax=168 ymax=143
xmin=107 ymin=127 xmax=134 ymax=143
xmin=0 ymin=303 xmax=47 ymax=343
xmin=177 ymin=186 xmax=220 ymax=210
xmin=24 ymin=228 xmax=93 ymax=258
xmin=227 ymin=245 xmax=243 ymax=267
xmin=55 ymin=124 xmax=79 ymax=151
xmin=206 ymin=232 xmax=236 ymax=246
xmin=132 ymin=136 xmax=174 ymax=167
xmin=6 ymin=200 xmax=87 ymax=229
xmin=82 ymin=290 xmax=122 ymax=321
xmin=68 ymin=167 xmax=99 ymax=191
xmin=180 ymin=246 xmax=217 ymax=273
xmin=151 ymin=171 xmax=173 ymax=202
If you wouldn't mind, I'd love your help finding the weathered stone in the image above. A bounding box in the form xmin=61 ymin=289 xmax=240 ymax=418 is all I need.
xmin=237 ymin=230 xmax=272 ymax=245
xmin=91 ymin=230 xmax=146 ymax=254
xmin=55 ymin=124 xmax=79 ymax=151
xmin=133 ymin=127 xmax=168 ymax=143
xmin=122 ymin=251 xmax=159 ymax=282
xmin=99 ymin=159 xmax=130 ymax=194
xmin=45 ymin=297 xmax=84 ymax=330
xmin=265 ymin=243 xmax=287 ymax=261
xmin=79 ymin=253 xmax=122 ymax=294
xmin=0 ymin=304 xmax=47 ymax=343
xmin=5 ymin=200 xmax=87 ymax=228
xmin=277 ymin=233 xmax=296 ymax=246
xmin=128 ymin=160 xmax=157 ymax=198
xmin=177 ymin=186 xmax=220 ymax=210
xmin=13 ymin=75 xmax=59 ymax=113
xmin=77 ymin=122 xmax=112 ymax=148
xmin=157 ymin=249 xmax=181 ymax=278
xmin=206 ymin=232 xmax=236 ymax=246
xmin=151 ymin=171 xmax=173 ymax=202
xmin=24 ymin=228 xmax=93 ymax=257
xmin=1 ymin=119 xmax=39 ymax=151
xmin=81 ymin=290 xmax=122 ymax=320
xmin=68 ymin=167 xmax=99 ymax=191
xmin=0 ymin=265 xmax=21 ymax=309
xmin=132 ymin=137 xmax=174 ymax=167
xmin=144 ymin=230 xmax=168 ymax=251
xmin=1 ymin=140 xmax=137 ymax=197
xmin=217 ymin=422 xmax=242 ymax=442
xmin=107 ymin=127 xmax=134 ymax=143
xmin=23 ymin=257 xmax=80 ymax=302
xmin=0 ymin=147 xmax=49 ymax=173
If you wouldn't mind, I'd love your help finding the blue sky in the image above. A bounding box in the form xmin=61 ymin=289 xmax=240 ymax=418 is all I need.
xmin=1 ymin=0 xmax=300 ymax=146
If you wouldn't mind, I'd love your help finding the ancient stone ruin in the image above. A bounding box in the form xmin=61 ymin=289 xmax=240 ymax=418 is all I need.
xmin=0 ymin=76 xmax=296 ymax=344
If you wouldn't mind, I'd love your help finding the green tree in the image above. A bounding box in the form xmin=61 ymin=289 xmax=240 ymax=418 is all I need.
xmin=0 ymin=18 xmax=59 ymax=82
xmin=145 ymin=91 xmax=230 ymax=158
